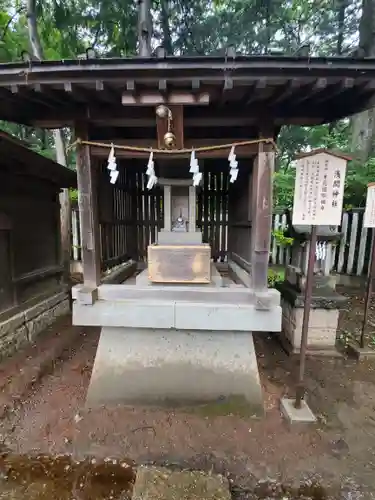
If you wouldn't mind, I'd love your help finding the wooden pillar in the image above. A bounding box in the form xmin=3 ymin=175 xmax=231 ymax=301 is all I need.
xmin=251 ymin=132 xmax=275 ymax=303
xmin=75 ymin=122 xmax=101 ymax=298
xmin=188 ymin=186 xmax=196 ymax=232
xmin=163 ymin=185 xmax=172 ymax=231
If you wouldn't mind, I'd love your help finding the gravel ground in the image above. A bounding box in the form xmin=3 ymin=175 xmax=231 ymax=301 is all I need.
xmin=0 ymin=287 xmax=374 ymax=498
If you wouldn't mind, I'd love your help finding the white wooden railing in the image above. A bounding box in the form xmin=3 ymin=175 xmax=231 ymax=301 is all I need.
xmin=270 ymin=208 xmax=373 ymax=276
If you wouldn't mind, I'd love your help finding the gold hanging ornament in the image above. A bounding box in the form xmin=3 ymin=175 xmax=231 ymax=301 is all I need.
xmin=156 ymin=105 xmax=176 ymax=149
xmin=164 ymin=131 xmax=176 ymax=148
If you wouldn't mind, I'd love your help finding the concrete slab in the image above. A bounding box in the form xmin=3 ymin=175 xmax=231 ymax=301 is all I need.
xmin=280 ymin=397 xmax=317 ymax=424
xmin=96 ymin=284 xmax=257 ymax=302
xmin=133 ymin=466 xmax=231 ymax=500
xmin=175 ymin=302 xmax=282 ymax=332
xmin=73 ymin=298 xmax=281 ymax=332
xmin=85 ymin=327 xmax=264 ymax=415
xmin=73 ymin=300 xmax=175 ymax=329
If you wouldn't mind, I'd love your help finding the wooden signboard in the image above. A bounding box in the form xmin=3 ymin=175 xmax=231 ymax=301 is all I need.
xmin=148 ymin=244 xmax=211 ymax=283
xmin=364 ymin=183 xmax=375 ymax=228
xmin=292 ymin=151 xmax=347 ymax=227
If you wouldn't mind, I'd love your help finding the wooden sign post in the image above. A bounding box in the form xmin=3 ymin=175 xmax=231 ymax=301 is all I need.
xmin=360 ymin=183 xmax=375 ymax=349
xmin=292 ymin=150 xmax=347 ymax=409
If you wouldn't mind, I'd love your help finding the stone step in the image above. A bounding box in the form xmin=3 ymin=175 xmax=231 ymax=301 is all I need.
xmin=132 ymin=466 xmax=231 ymax=500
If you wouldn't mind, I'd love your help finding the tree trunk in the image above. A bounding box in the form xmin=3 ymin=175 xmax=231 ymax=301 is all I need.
xmin=26 ymin=0 xmax=72 ymax=298
xmin=137 ymin=0 xmax=152 ymax=56
xmin=26 ymin=0 xmax=43 ymax=60
xmin=160 ymin=0 xmax=173 ymax=55
xmin=351 ymin=0 xmax=375 ymax=160
xmin=337 ymin=0 xmax=347 ymax=55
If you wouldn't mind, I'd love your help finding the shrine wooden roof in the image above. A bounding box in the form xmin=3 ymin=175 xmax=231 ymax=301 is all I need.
xmin=0 ymin=55 xmax=375 ymax=132
xmin=295 ymin=149 xmax=352 ymax=161
xmin=0 ymin=131 xmax=76 ymax=187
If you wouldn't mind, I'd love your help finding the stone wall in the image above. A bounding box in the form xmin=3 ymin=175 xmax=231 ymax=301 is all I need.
xmin=0 ymin=291 xmax=70 ymax=360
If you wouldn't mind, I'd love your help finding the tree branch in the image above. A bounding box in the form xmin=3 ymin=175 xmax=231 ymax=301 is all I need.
xmin=1 ymin=7 xmax=25 ymax=41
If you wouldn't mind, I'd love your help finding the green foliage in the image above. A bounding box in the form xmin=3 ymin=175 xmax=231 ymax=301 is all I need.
xmin=70 ymin=189 xmax=79 ymax=202
xmin=272 ymin=228 xmax=293 ymax=247
xmin=267 ymin=268 xmax=285 ymax=288
xmin=0 ymin=0 xmax=369 ymax=213
xmin=275 ymin=120 xmax=372 ymax=209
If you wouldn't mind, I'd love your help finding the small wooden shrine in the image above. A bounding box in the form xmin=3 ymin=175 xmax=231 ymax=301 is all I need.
xmin=0 ymin=54 xmax=375 ymax=410
xmin=0 ymin=130 xmax=76 ymax=359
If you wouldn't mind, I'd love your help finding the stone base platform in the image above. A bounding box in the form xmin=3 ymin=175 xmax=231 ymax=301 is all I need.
xmin=0 ymin=290 xmax=70 ymax=360
xmin=85 ymin=326 xmax=264 ymax=415
xmin=276 ymin=281 xmax=347 ymax=355
xmin=72 ymin=285 xmax=282 ymax=332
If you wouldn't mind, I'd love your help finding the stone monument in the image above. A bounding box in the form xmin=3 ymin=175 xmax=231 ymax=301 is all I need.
xmin=137 ymin=178 xmax=223 ymax=286
xmin=277 ymin=209 xmax=347 ymax=354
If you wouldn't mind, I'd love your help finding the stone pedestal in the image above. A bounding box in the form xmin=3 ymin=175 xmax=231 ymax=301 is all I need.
xmin=276 ymin=281 xmax=347 ymax=355
xmin=85 ymin=327 xmax=264 ymax=416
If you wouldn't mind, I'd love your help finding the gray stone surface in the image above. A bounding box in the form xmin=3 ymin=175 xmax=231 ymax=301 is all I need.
xmin=73 ymin=283 xmax=273 ymax=303
xmin=346 ymin=341 xmax=375 ymax=360
xmin=27 ymin=299 xmax=70 ymax=341
xmin=133 ymin=466 xmax=231 ymax=500
xmin=85 ymin=327 xmax=264 ymax=414
xmin=280 ymin=397 xmax=317 ymax=424
xmin=157 ymin=231 xmax=203 ymax=245
xmin=228 ymin=259 xmax=252 ymax=288
xmin=73 ymin=298 xmax=282 ymax=332
xmin=174 ymin=301 xmax=281 ymax=332
xmin=73 ymin=299 xmax=175 ymax=329
xmin=276 ymin=281 xmax=348 ymax=309
xmin=280 ymin=296 xmax=340 ymax=350
xmin=76 ymin=287 xmax=98 ymax=305
xmin=0 ymin=291 xmax=69 ymax=360
xmin=101 ymin=260 xmax=137 ymax=284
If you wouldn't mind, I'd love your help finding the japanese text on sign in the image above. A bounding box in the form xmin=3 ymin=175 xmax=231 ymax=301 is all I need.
xmin=364 ymin=183 xmax=375 ymax=228
xmin=292 ymin=153 xmax=347 ymax=226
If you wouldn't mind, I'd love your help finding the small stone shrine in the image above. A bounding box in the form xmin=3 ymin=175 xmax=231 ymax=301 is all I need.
xmin=277 ymin=149 xmax=350 ymax=355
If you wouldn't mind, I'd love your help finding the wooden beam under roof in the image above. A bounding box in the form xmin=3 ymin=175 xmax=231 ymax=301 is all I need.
xmin=33 ymin=83 xmax=69 ymax=106
xmin=304 ymin=77 xmax=355 ymax=106
xmin=270 ymin=79 xmax=302 ymax=105
xmin=121 ymin=90 xmax=210 ymax=106
xmin=94 ymin=80 xmax=120 ymax=104
xmin=289 ymin=78 xmax=328 ymax=107
xmin=10 ymin=84 xmax=57 ymax=109
xmin=245 ymin=78 xmax=268 ymax=105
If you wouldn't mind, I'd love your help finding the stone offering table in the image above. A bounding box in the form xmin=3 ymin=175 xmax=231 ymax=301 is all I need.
xmin=139 ymin=178 xmax=213 ymax=285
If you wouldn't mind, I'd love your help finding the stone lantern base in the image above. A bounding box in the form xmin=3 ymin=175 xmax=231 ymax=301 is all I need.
xmin=276 ymin=281 xmax=347 ymax=356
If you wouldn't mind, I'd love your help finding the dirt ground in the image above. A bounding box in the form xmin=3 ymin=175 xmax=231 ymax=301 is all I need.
xmin=0 ymin=286 xmax=375 ymax=498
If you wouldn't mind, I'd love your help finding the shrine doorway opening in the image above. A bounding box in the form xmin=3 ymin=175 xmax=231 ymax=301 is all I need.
xmin=96 ymin=156 xmax=254 ymax=272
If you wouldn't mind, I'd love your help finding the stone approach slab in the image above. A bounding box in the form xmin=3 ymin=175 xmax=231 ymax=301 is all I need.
xmin=133 ymin=466 xmax=231 ymax=500
xmin=85 ymin=327 xmax=264 ymax=415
